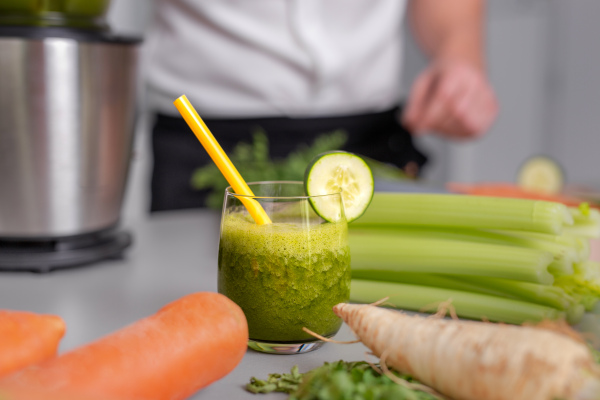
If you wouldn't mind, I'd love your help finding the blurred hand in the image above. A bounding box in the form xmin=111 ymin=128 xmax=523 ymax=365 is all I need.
xmin=402 ymin=59 xmax=498 ymax=140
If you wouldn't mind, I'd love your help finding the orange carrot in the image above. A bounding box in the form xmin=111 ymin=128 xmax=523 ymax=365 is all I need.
xmin=447 ymin=182 xmax=591 ymax=208
xmin=0 ymin=385 xmax=116 ymax=400
xmin=1 ymin=292 xmax=248 ymax=400
xmin=0 ymin=310 xmax=66 ymax=378
xmin=333 ymin=302 xmax=600 ymax=400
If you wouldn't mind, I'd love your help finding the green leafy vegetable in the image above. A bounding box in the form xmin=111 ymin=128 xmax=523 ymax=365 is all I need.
xmin=246 ymin=361 xmax=439 ymax=400
xmin=246 ymin=365 xmax=303 ymax=395
xmin=190 ymin=129 xmax=408 ymax=209
xmin=191 ymin=129 xmax=347 ymax=209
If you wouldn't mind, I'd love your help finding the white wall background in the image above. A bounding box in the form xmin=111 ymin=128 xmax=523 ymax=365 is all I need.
xmin=405 ymin=0 xmax=552 ymax=184
xmin=108 ymin=0 xmax=600 ymax=223
xmin=410 ymin=0 xmax=600 ymax=188
xmin=543 ymin=1 xmax=600 ymax=188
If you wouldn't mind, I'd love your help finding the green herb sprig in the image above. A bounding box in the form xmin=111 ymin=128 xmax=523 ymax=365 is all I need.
xmin=190 ymin=129 xmax=408 ymax=209
xmin=246 ymin=361 xmax=438 ymax=400
xmin=246 ymin=365 xmax=303 ymax=395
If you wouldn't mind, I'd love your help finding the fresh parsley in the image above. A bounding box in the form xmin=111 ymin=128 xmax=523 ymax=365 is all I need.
xmin=246 ymin=361 xmax=438 ymax=400
xmin=190 ymin=129 xmax=408 ymax=209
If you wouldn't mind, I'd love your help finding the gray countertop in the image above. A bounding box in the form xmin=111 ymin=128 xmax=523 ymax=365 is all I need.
xmin=0 ymin=209 xmax=371 ymax=399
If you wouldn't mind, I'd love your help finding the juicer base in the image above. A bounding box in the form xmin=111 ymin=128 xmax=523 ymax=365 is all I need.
xmin=0 ymin=228 xmax=132 ymax=273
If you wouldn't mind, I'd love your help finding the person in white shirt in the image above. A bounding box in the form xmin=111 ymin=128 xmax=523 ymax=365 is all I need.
xmin=145 ymin=0 xmax=498 ymax=211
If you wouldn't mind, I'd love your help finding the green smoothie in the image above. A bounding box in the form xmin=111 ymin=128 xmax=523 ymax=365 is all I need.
xmin=218 ymin=212 xmax=351 ymax=343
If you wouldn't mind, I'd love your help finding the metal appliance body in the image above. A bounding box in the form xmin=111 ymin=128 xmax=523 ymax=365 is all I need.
xmin=0 ymin=28 xmax=140 ymax=238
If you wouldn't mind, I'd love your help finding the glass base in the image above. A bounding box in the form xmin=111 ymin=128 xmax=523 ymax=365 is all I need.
xmin=248 ymin=339 xmax=327 ymax=354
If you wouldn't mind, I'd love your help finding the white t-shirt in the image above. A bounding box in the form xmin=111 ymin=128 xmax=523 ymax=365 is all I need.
xmin=144 ymin=0 xmax=407 ymax=118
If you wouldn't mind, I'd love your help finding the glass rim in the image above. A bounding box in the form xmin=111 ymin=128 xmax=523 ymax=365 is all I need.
xmin=225 ymin=180 xmax=342 ymax=200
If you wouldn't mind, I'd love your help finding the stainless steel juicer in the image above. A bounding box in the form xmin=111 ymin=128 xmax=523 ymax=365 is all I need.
xmin=0 ymin=9 xmax=141 ymax=271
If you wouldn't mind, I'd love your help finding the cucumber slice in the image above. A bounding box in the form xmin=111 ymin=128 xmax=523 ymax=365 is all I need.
xmin=304 ymin=151 xmax=374 ymax=223
xmin=517 ymin=155 xmax=565 ymax=195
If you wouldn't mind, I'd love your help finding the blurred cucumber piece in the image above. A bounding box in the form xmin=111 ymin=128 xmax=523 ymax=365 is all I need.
xmin=517 ymin=155 xmax=565 ymax=195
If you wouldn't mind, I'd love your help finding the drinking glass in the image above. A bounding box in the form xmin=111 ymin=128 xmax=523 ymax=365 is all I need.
xmin=218 ymin=181 xmax=351 ymax=354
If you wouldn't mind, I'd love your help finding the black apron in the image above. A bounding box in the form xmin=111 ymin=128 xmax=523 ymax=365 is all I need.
xmin=150 ymin=106 xmax=427 ymax=212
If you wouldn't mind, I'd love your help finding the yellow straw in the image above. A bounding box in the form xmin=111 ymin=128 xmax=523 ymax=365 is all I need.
xmin=173 ymin=95 xmax=272 ymax=225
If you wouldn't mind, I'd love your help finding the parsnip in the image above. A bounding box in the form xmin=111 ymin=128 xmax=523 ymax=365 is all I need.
xmin=333 ymin=303 xmax=600 ymax=400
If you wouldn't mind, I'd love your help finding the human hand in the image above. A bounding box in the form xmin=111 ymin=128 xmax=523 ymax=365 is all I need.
xmin=402 ymin=59 xmax=498 ymax=140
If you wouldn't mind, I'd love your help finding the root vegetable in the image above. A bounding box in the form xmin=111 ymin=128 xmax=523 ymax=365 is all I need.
xmin=333 ymin=302 xmax=600 ymax=400
xmin=1 ymin=292 xmax=248 ymax=400
xmin=0 ymin=310 xmax=66 ymax=378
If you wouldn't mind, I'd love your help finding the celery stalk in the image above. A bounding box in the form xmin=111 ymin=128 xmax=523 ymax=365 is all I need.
xmin=353 ymin=193 xmax=572 ymax=235
xmin=568 ymin=204 xmax=600 ymax=238
xmin=496 ymin=230 xmax=590 ymax=262
xmin=563 ymin=223 xmax=600 ymax=239
xmin=350 ymin=226 xmax=578 ymax=277
xmin=349 ymin=232 xmax=555 ymax=284
xmin=350 ymin=279 xmax=567 ymax=324
xmin=554 ymin=262 xmax=600 ymax=311
xmin=351 ymin=270 xmax=502 ymax=296
xmin=455 ymin=275 xmax=572 ymax=310
xmin=575 ymin=261 xmax=600 ymax=284
xmin=350 ymin=224 xmax=576 ymax=258
xmin=564 ymin=204 xmax=600 ymax=237
xmin=351 ymin=270 xmax=572 ymax=310
xmin=548 ymin=258 xmax=574 ymax=276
